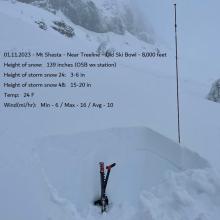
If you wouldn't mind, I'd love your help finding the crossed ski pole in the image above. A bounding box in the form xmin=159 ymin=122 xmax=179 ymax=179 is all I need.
xmin=94 ymin=162 xmax=116 ymax=213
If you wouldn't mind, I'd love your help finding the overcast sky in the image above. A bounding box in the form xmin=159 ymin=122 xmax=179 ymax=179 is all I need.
xmin=135 ymin=0 xmax=220 ymax=82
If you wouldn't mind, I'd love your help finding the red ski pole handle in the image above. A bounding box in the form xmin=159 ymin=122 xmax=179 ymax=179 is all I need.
xmin=106 ymin=163 xmax=116 ymax=171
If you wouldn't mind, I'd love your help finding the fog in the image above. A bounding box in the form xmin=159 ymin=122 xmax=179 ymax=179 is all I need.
xmin=135 ymin=0 xmax=220 ymax=82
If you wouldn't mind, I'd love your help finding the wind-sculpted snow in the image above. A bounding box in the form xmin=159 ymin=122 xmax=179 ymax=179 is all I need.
xmin=141 ymin=169 xmax=220 ymax=220
xmin=34 ymin=127 xmax=210 ymax=219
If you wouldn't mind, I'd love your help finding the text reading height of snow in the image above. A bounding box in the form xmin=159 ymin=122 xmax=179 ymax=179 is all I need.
xmin=1 ymin=50 xmax=167 ymax=110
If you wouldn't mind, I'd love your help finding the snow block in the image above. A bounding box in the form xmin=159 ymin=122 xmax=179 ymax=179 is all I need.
xmin=34 ymin=127 xmax=209 ymax=215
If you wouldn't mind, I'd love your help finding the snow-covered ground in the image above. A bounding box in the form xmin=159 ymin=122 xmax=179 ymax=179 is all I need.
xmin=0 ymin=1 xmax=220 ymax=220
xmin=2 ymin=127 xmax=218 ymax=220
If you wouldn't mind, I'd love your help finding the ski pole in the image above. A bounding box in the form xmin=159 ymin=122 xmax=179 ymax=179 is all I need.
xmin=99 ymin=162 xmax=105 ymax=200
xmin=104 ymin=163 xmax=116 ymax=191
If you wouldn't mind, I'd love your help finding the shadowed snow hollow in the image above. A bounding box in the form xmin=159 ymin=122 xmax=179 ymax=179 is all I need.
xmin=34 ymin=127 xmax=209 ymax=219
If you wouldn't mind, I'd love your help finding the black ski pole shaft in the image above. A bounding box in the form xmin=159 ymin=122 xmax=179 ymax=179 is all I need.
xmin=99 ymin=162 xmax=108 ymax=212
xmin=99 ymin=162 xmax=105 ymax=198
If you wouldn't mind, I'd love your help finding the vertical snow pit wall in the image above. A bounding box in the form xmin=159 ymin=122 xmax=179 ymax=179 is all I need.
xmin=34 ymin=127 xmax=209 ymax=215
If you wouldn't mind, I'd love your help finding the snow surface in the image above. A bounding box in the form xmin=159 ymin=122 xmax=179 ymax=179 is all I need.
xmin=1 ymin=1 xmax=220 ymax=220
xmin=1 ymin=126 xmax=215 ymax=220
xmin=34 ymin=127 xmax=208 ymax=210
xmin=141 ymin=168 xmax=220 ymax=220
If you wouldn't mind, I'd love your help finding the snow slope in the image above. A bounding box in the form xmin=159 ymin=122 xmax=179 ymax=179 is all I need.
xmin=0 ymin=0 xmax=220 ymax=169
xmin=1 ymin=1 xmax=220 ymax=220
xmin=0 ymin=0 xmax=151 ymax=51
xmin=1 ymin=0 xmax=220 ymax=170
xmin=16 ymin=0 xmax=154 ymax=43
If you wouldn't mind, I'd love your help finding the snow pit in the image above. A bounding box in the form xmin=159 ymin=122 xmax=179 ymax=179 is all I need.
xmin=34 ymin=127 xmax=209 ymax=219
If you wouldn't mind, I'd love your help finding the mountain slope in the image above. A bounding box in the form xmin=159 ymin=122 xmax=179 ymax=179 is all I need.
xmin=16 ymin=0 xmax=155 ymax=43
xmin=0 ymin=0 xmax=154 ymax=51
